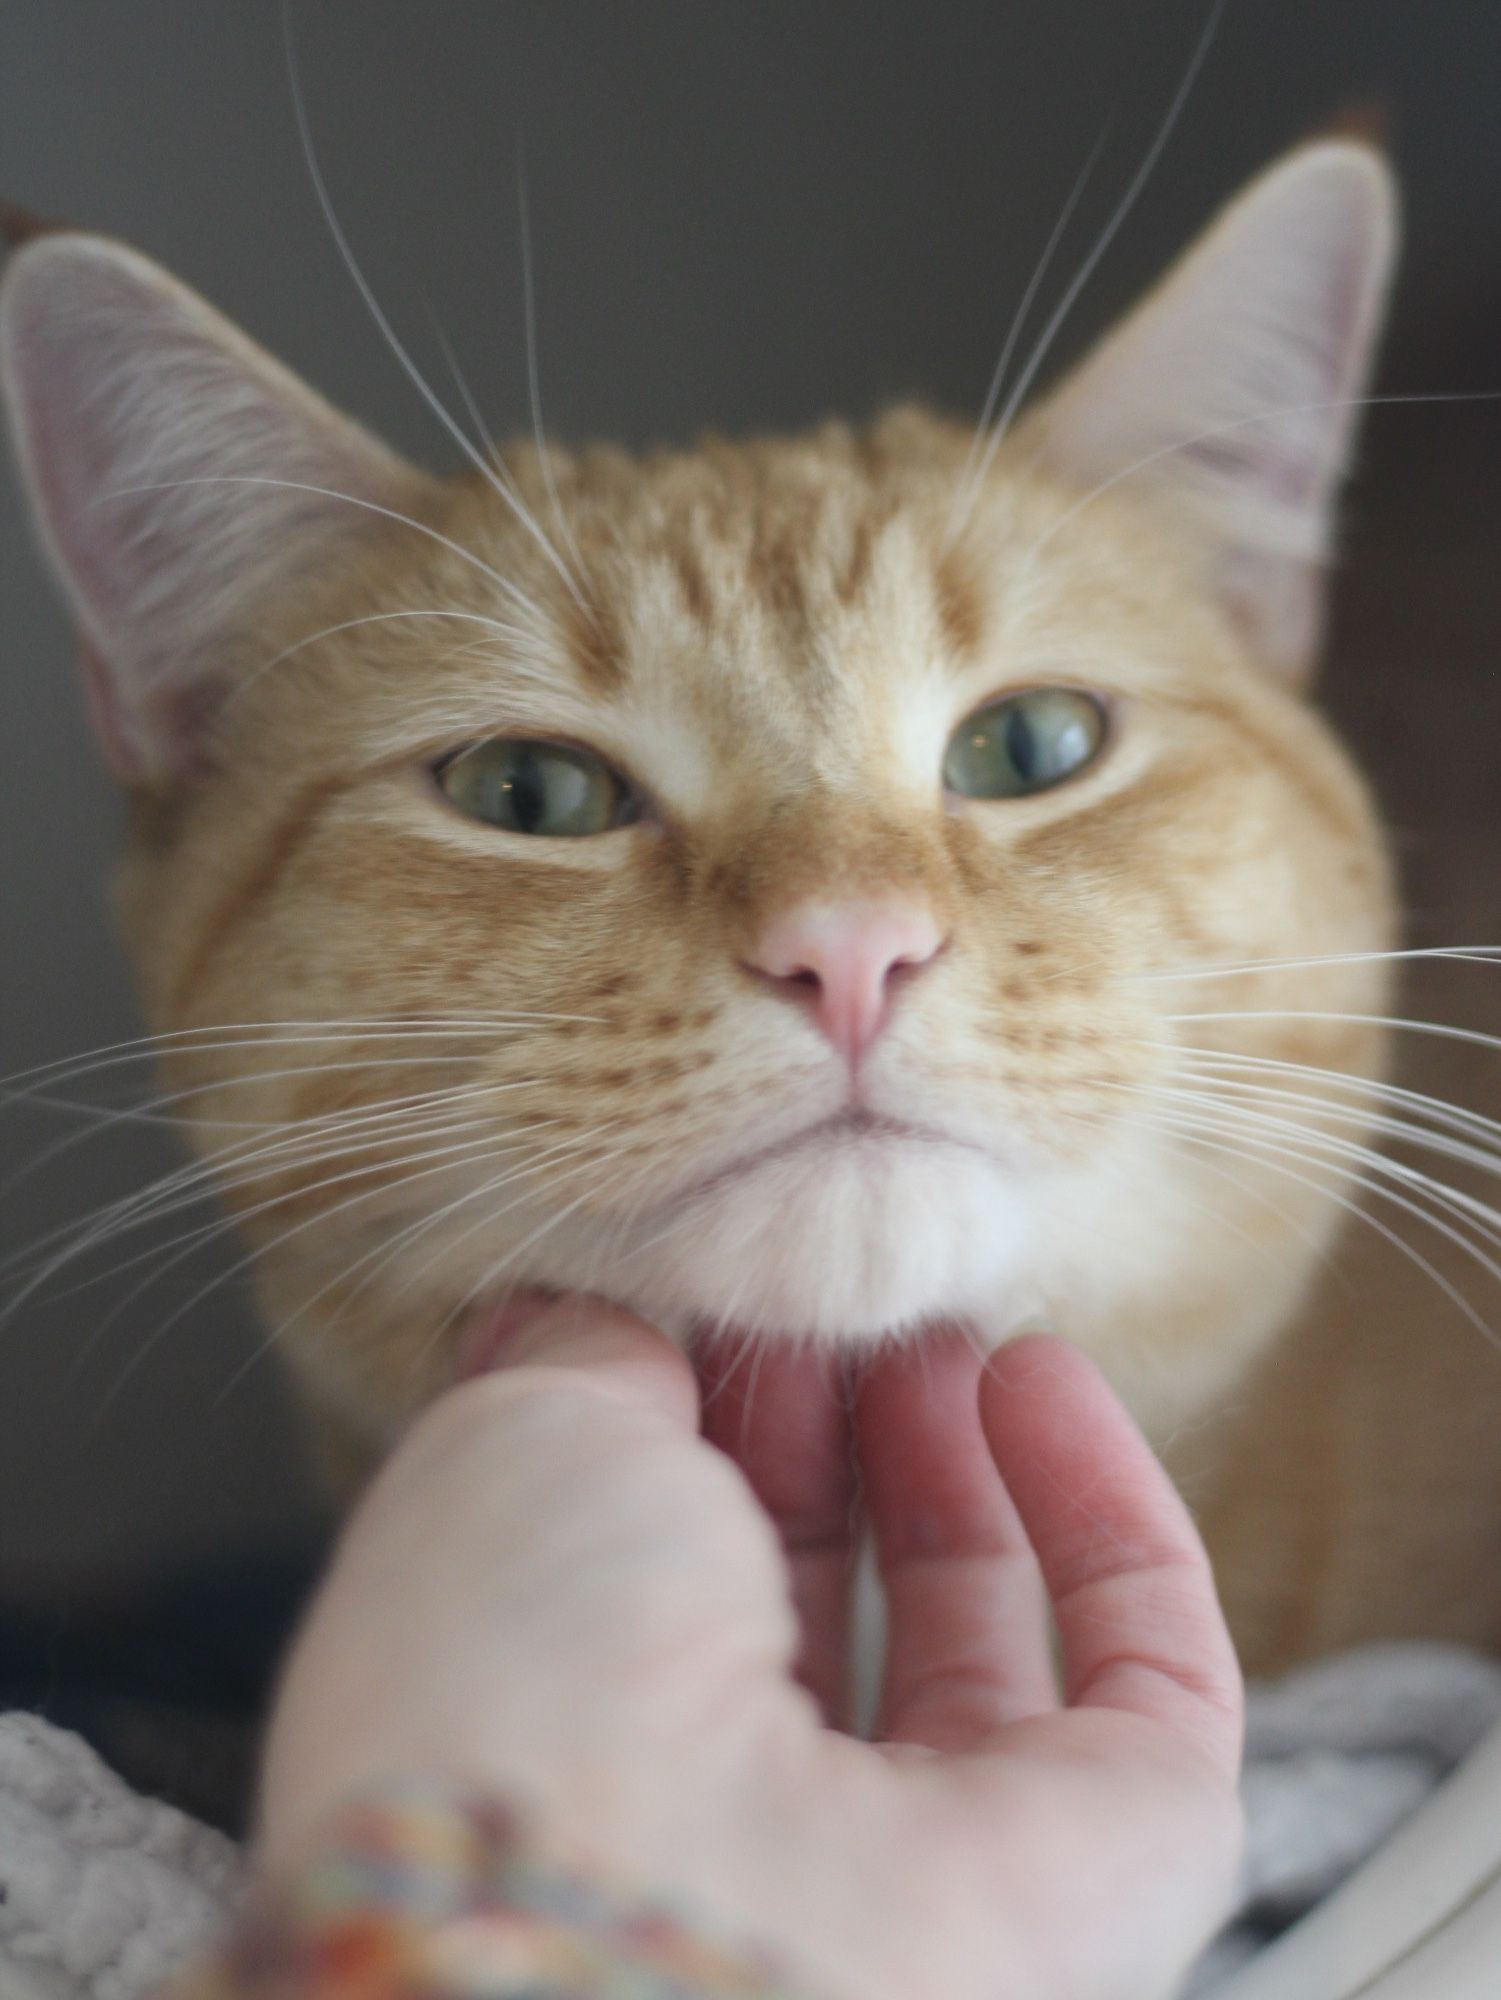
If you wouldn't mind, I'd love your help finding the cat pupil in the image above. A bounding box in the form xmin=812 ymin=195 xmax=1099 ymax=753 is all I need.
xmin=506 ymin=751 xmax=549 ymax=834
xmin=1004 ymin=707 xmax=1037 ymax=782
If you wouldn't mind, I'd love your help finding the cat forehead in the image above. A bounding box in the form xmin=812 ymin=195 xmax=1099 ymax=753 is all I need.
xmin=473 ymin=411 xmax=992 ymax=664
xmin=295 ymin=411 xmax=1206 ymax=811
xmin=444 ymin=421 xmax=1125 ymax=692
xmin=332 ymin=421 xmax=997 ymax=780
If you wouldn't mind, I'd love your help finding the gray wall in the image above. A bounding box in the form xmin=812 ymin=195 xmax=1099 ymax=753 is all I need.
xmin=4 ymin=0 xmax=1501 ymax=1604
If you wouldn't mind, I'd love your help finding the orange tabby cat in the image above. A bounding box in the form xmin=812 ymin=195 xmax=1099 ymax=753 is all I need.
xmin=7 ymin=139 xmax=1493 ymax=1674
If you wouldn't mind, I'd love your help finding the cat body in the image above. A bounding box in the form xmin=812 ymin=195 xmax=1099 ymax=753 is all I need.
xmin=9 ymin=141 xmax=1485 ymax=1675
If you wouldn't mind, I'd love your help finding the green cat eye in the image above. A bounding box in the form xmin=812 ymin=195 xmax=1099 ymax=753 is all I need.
xmin=437 ymin=738 xmax=634 ymax=837
xmin=942 ymin=688 xmax=1107 ymax=800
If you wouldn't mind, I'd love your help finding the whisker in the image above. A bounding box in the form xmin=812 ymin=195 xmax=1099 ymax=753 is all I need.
xmin=14 ymin=1118 xmax=513 ymax=1346
xmin=1168 ymin=1063 xmax=1501 ymax=1183
xmin=951 ymin=0 xmax=1225 ymax=529
xmin=515 ymin=141 xmax=590 ymax=588
xmin=0 ymin=1082 xmax=508 ymax=1275
xmin=92 ymin=1125 xmax=553 ymax=1416
xmin=1144 ymin=1083 xmax=1501 ymax=1264
xmin=378 ymin=1138 xmax=643 ymax=1399
xmin=1134 ymin=945 xmax=1501 ymax=984
xmin=1169 ymin=1045 xmax=1501 ymax=1155
xmin=232 ymin=606 xmax=536 ymax=705
xmin=22 ymin=1101 xmax=507 ymax=1296
xmin=0 ymin=1013 xmax=592 ymax=1095
xmin=325 ymin=1125 xmax=621 ymax=1326
xmin=251 ymin=1124 xmax=610 ymax=1372
xmin=60 ymin=1117 xmax=509 ymax=1396
xmin=2 ymin=1041 xmax=551 ymax=1115
xmin=382 ymin=1127 xmax=628 ymax=1313
xmin=946 ymin=121 xmax=1110 ymax=539
xmin=282 ymin=18 xmax=585 ymax=618
xmin=1168 ymin=1008 xmax=1501 ymax=1059
xmin=100 ymin=474 xmax=548 ymax=630
xmin=1138 ymin=1100 xmax=1497 ymax=1348
xmin=1017 ymin=386 xmax=1501 ymax=572
xmin=0 ymin=1061 xmax=533 ymax=1209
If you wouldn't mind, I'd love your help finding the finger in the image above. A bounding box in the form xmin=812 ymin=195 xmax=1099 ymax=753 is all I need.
xmin=980 ymin=1336 xmax=1242 ymax=1781
xmin=698 ymin=1338 xmax=856 ymax=1721
xmin=472 ymin=1292 xmax=700 ymax=1433
xmin=856 ymin=1330 xmax=1056 ymax=1751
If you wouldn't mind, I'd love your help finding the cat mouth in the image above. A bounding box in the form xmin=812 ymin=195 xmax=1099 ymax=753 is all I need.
xmin=679 ymin=1107 xmax=982 ymax=1202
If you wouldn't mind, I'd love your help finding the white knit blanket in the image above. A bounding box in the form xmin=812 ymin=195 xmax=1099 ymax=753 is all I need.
xmin=3 ymin=1643 xmax=1500 ymax=2000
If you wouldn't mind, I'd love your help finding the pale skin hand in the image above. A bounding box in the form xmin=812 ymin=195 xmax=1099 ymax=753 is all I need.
xmin=259 ymin=1302 xmax=1244 ymax=2000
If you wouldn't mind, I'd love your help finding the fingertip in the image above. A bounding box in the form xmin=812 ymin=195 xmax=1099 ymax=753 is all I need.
xmin=977 ymin=1333 xmax=1243 ymax=1780
xmin=976 ymin=1334 xmax=1116 ymax=1457
xmin=480 ymin=1293 xmax=700 ymax=1428
xmin=979 ymin=1330 xmax=1077 ymax=1392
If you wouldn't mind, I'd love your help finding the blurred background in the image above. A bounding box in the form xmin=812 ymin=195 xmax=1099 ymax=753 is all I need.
xmin=2 ymin=0 xmax=1499 ymax=1819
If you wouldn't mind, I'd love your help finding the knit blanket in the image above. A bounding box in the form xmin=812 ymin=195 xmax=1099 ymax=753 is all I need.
xmin=3 ymin=1643 xmax=1500 ymax=2000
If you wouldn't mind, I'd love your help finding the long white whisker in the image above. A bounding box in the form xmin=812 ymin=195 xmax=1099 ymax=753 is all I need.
xmin=233 ymin=606 xmax=535 ymax=706
xmin=1169 ymin=1044 xmax=1501 ymax=1155
xmin=428 ymin=312 xmax=589 ymax=611
xmin=100 ymin=475 xmax=548 ymax=629
xmin=282 ymin=18 xmax=584 ymax=618
xmin=515 ymin=141 xmax=589 ymax=587
xmin=57 ymin=1119 xmax=509 ymax=1392
xmin=1 ymin=1082 xmax=515 ymax=1269
xmin=1167 ymin=1065 xmax=1501 ymax=1184
xmin=1169 ymin=1008 xmax=1501 ymax=1059
xmin=259 ymin=1124 xmax=610 ymax=1363
xmin=424 ymin=1138 xmax=641 ymax=1341
xmin=0 ymin=1031 xmax=584 ymax=1112
xmin=361 ymin=1137 xmax=643 ymax=1401
xmin=946 ymin=122 xmax=1110 ymax=538
xmin=1139 ymin=1100 xmax=1497 ymax=1347
xmin=0 ymin=1012 xmax=594 ymax=1093
xmin=381 ymin=1127 xmax=627 ymax=1313
xmin=1 ymin=1092 xmax=503 ymax=1285
xmin=1144 ymin=1082 xmax=1501 ymax=1262
xmin=13 ymin=1119 xmax=515 ymax=1344
xmin=93 ymin=1125 xmax=553 ymax=1413
xmin=1135 ymin=945 xmax=1501 ymax=984
xmin=36 ymin=1098 xmax=509 ymax=1285
xmin=1020 ymin=387 xmax=1501 ymax=570
xmin=953 ymin=0 xmax=1224 ymax=525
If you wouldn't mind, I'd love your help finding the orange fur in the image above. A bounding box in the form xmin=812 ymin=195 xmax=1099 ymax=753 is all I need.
xmin=106 ymin=414 xmax=1394 ymax=1470
xmin=17 ymin=141 xmax=1482 ymax=1677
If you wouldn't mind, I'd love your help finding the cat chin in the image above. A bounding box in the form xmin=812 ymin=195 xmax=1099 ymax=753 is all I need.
xmin=569 ymin=1139 xmax=1036 ymax=1345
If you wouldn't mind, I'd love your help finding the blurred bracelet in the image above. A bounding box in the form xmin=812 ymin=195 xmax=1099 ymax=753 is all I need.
xmin=164 ymin=1776 xmax=815 ymax=2000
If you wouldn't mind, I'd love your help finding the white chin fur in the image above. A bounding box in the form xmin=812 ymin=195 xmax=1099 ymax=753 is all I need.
xmin=601 ymin=1139 xmax=1031 ymax=1343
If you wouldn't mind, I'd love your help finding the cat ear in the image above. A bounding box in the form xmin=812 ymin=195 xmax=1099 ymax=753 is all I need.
xmin=1019 ymin=142 xmax=1398 ymax=682
xmin=0 ymin=233 xmax=424 ymax=780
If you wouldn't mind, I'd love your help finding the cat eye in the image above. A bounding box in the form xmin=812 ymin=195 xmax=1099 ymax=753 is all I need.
xmin=436 ymin=737 xmax=636 ymax=837
xmin=942 ymin=688 xmax=1107 ymax=800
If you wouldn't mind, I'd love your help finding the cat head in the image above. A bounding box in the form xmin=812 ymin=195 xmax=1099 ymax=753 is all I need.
xmin=0 ymin=142 xmax=1398 ymax=1434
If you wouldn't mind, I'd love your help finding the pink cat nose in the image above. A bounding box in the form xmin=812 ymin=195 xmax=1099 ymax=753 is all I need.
xmin=743 ymin=900 xmax=944 ymax=1069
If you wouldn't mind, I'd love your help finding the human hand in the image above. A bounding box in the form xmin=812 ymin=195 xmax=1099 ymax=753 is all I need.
xmin=258 ymin=1301 xmax=1243 ymax=2000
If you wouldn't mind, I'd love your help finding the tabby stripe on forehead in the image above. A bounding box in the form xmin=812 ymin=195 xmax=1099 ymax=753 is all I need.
xmin=167 ymin=773 xmax=348 ymax=1018
xmin=561 ymin=590 xmax=625 ymax=690
xmin=671 ymin=543 xmax=715 ymax=626
xmin=933 ymin=547 xmax=984 ymax=656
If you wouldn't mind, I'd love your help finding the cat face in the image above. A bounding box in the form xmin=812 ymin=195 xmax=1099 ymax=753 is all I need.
xmin=0 ymin=142 xmax=1399 ymax=1437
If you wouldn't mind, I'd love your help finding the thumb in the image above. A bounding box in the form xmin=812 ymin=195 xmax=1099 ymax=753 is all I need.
xmin=472 ymin=1291 xmax=701 ymax=1432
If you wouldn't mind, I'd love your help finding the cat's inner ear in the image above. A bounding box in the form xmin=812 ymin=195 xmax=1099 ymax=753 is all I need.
xmin=0 ymin=234 xmax=425 ymax=781
xmin=1017 ymin=142 xmax=1398 ymax=683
